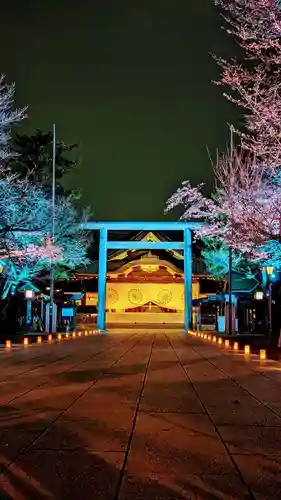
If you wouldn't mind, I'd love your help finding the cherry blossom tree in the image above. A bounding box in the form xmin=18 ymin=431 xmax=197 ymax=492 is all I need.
xmin=0 ymin=75 xmax=26 ymax=161
xmin=166 ymin=149 xmax=281 ymax=268
xmin=0 ymin=74 xmax=89 ymax=297
xmin=213 ymin=0 xmax=281 ymax=165
xmin=0 ymin=172 xmax=89 ymax=297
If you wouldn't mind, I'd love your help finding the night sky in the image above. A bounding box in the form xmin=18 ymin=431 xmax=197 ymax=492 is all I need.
xmin=0 ymin=0 xmax=239 ymax=221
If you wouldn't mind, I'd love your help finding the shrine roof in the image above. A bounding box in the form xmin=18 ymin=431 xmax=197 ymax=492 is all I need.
xmin=225 ymin=271 xmax=259 ymax=294
xmin=75 ymin=230 xmax=207 ymax=277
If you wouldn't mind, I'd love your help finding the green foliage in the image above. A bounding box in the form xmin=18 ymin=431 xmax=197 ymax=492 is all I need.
xmin=0 ymin=173 xmax=89 ymax=298
xmin=253 ymin=240 xmax=281 ymax=271
xmin=202 ymin=238 xmax=255 ymax=280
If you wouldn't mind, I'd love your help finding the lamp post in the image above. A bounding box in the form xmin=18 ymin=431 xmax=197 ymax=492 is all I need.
xmin=25 ymin=289 xmax=35 ymax=328
xmin=228 ymin=123 xmax=234 ymax=335
xmin=264 ymin=266 xmax=274 ymax=337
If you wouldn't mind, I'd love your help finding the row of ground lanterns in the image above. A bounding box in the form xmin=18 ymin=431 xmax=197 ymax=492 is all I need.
xmin=189 ymin=331 xmax=267 ymax=361
xmin=4 ymin=330 xmax=100 ymax=349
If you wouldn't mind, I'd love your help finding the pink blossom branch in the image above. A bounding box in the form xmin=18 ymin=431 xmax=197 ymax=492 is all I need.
xmin=8 ymin=236 xmax=62 ymax=263
xmin=166 ymin=148 xmax=281 ymax=259
xmin=213 ymin=0 xmax=281 ymax=165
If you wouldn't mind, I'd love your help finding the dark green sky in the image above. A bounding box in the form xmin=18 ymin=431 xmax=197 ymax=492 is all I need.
xmin=0 ymin=0 xmax=238 ymax=221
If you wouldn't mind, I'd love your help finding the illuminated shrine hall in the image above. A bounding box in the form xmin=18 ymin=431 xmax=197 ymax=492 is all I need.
xmin=72 ymin=231 xmax=218 ymax=326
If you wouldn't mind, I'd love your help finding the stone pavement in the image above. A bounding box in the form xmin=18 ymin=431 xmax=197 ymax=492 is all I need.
xmin=0 ymin=330 xmax=281 ymax=499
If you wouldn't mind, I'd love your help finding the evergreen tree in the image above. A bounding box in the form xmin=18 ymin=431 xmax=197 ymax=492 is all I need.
xmin=8 ymin=129 xmax=79 ymax=197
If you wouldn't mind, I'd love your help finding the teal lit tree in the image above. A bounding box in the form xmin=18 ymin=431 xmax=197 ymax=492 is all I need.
xmin=0 ymin=172 xmax=89 ymax=298
xmin=0 ymin=73 xmax=89 ymax=299
xmin=201 ymin=239 xmax=254 ymax=280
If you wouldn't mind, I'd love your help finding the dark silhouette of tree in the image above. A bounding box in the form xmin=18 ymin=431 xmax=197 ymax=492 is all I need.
xmin=8 ymin=129 xmax=79 ymax=197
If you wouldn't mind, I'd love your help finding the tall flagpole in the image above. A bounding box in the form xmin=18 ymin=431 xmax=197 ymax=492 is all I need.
xmin=49 ymin=124 xmax=56 ymax=332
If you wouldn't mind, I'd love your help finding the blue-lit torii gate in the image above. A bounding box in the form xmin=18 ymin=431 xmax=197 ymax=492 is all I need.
xmin=82 ymin=221 xmax=202 ymax=331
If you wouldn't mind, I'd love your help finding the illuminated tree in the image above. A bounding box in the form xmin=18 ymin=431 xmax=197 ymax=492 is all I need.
xmin=166 ymin=149 xmax=281 ymax=265
xmin=202 ymin=239 xmax=254 ymax=280
xmin=0 ymin=172 xmax=89 ymax=297
xmin=0 ymin=73 xmax=89 ymax=301
xmin=0 ymin=75 xmax=26 ymax=161
xmin=213 ymin=0 xmax=281 ymax=165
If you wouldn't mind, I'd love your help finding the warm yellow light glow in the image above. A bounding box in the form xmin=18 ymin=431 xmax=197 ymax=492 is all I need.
xmin=78 ymin=332 xmax=82 ymax=337
xmin=58 ymin=334 xmax=62 ymax=340
xmin=72 ymin=332 xmax=76 ymax=337
xmin=208 ymin=335 xmax=212 ymax=340
xmin=265 ymin=266 xmax=274 ymax=276
xmin=213 ymin=336 xmax=217 ymax=342
xmin=24 ymin=338 xmax=28 ymax=346
xmin=225 ymin=339 xmax=230 ymax=347
xmin=141 ymin=264 xmax=159 ymax=273
xmin=234 ymin=342 xmax=239 ymax=350
xmin=37 ymin=336 xmax=42 ymax=344
xmin=65 ymin=332 xmax=69 ymax=338
xmin=244 ymin=345 xmax=250 ymax=356
xmin=218 ymin=337 xmax=223 ymax=345
xmin=204 ymin=334 xmax=207 ymax=340
xmin=6 ymin=340 xmax=11 ymax=348
xmin=85 ymin=331 xmax=88 ymax=336
xmin=48 ymin=335 xmax=52 ymax=342
xmin=255 ymin=291 xmax=264 ymax=300
xmin=260 ymin=349 xmax=266 ymax=360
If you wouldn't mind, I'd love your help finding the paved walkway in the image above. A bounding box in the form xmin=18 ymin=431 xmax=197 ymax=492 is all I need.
xmin=0 ymin=330 xmax=281 ymax=499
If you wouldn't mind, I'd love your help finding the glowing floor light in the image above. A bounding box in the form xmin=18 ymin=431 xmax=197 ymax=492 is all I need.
xmin=260 ymin=349 xmax=266 ymax=360
xmin=244 ymin=345 xmax=250 ymax=356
